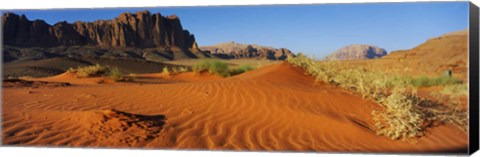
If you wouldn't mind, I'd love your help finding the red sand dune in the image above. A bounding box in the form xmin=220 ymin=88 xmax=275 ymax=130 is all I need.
xmin=2 ymin=62 xmax=467 ymax=152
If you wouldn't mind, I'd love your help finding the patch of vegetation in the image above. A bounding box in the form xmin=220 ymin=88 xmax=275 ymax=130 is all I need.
xmin=128 ymin=73 xmax=138 ymax=79
xmin=231 ymin=64 xmax=255 ymax=75
xmin=193 ymin=59 xmax=231 ymax=77
xmin=108 ymin=67 xmax=123 ymax=82
xmin=287 ymin=54 xmax=467 ymax=141
xmin=410 ymin=76 xmax=463 ymax=87
xmin=69 ymin=64 xmax=108 ymax=78
xmin=162 ymin=67 xmax=170 ymax=75
xmin=68 ymin=64 xmax=125 ymax=82
xmin=171 ymin=66 xmax=190 ymax=73
xmin=431 ymin=84 xmax=468 ymax=108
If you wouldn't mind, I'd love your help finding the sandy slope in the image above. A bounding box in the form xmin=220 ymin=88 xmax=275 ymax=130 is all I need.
xmin=2 ymin=62 xmax=467 ymax=153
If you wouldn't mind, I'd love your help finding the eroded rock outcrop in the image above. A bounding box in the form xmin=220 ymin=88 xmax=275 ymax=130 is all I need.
xmin=325 ymin=44 xmax=387 ymax=60
xmin=200 ymin=41 xmax=295 ymax=60
xmin=2 ymin=11 xmax=200 ymax=52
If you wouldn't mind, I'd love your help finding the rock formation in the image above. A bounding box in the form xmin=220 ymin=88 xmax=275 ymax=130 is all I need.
xmin=200 ymin=41 xmax=295 ymax=60
xmin=325 ymin=44 xmax=387 ymax=60
xmin=2 ymin=11 xmax=200 ymax=52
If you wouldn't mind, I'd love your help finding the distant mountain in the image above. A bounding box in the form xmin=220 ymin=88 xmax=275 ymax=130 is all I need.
xmin=324 ymin=44 xmax=387 ymax=60
xmin=200 ymin=41 xmax=295 ymax=60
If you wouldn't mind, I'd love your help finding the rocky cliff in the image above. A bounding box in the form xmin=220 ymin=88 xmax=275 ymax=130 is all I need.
xmin=325 ymin=44 xmax=387 ymax=60
xmin=2 ymin=11 xmax=200 ymax=52
xmin=200 ymin=41 xmax=295 ymax=60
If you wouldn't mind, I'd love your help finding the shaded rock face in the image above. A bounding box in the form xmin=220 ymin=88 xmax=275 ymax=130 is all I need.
xmin=200 ymin=41 xmax=295 ymax=60
xmin=325 ymin=44 xmax=387 ymax=60
xmin=2 ymin=11 xmax=199 ymax=52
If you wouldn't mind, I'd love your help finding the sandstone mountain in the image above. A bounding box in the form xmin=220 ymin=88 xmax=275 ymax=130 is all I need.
xmin=2 ymin=11 xmax=215 ymax=78
xmin=381 ymin=29 xmax=468 ymax=77
xmin=2 ymin=11 xmax=207 ymax=60
xmin=324 ymin=44 xmax=387 ymax=60
xmin=200 ymin=41 xmax=295 ymax=60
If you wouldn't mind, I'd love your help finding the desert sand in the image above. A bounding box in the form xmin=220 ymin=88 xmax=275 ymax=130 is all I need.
xmin=2 ymin=62 xmax=467 ymax=152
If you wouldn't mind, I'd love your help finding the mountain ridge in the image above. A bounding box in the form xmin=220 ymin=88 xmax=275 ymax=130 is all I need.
xmin=324 ymin=44 xmax=387 ymax=60
xmin=2 ymin=11 xmax=200 ymax=53
xmin=200 ymin=41 xmax=295 ymax=60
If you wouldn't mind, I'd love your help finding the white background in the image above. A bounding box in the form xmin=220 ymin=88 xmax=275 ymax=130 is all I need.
xmin=1 ymin=0 xmax=479 ymax=157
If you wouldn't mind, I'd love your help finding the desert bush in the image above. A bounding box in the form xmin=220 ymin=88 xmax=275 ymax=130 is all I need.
xmin=439 ymin=84 xmax=468 ymax=98
xmin=193 ymin=59 xmax=230 ymax=77
xmin=431 ymin=84 xmax=468 ymax=108
xmin=410 ymin=76 xmax=462 ymax=87
xmin=162 ymin=67 xmax=170 ymax=75
xmin=231 ymin=64 xmax=255 ymax=75
xmin=372 ymin=87 xmax=424 ymax=140
xmin=108 ymin=67 xmax=124 ymax=82
xmin=68 ymin=64 xmax=124 ymax=81
xmin=178 ymin=66 xmax=189 ymax=72
xmin=70 ymin=64 xmax=109 ymax=78
xmin=287 ymin=55 xmax=467 ymax=141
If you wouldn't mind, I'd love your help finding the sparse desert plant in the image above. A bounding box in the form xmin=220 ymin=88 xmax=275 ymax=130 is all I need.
xmin=172 ymin=67 xmax=179 ymax=73
xmin=231 ymin=64 xmax=255 ymax=75
xmin=72 ymin=64 xmax=109 ymax=78
xmin=431 ymin=84 xmax=468 ymax=108
xmin=108 ymin=67 xmax=124 ymax=82
xmin=67 ymin=64 xmax=125 ymax=82
xmin=169 ymin=66 xmax=190 ymax=74
xmin=67 ymin=67 xmax=76 ymax=73
xmin=162 ymin=67 xmax=170 ymax=75
xmin=193 ymin=59 xmax=231 ymax=77
xmin=372 ymin=87 xmax=423 ymax=140
xmin=178 ymin=66 xmax=189 ymax=72
xmin=410 ymin=76 xmax=462 ymax=87
xmin=287 ymin=54 xmax=468 ymax=141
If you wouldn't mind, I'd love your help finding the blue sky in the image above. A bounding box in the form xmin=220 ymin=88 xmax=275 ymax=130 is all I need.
xmin=5 ymin=2 xmax=469 ymax=58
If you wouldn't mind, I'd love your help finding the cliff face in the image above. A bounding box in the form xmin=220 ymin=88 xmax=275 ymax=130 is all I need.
xmin=200 ymin=41 xmax=295 ymax=60
xmin=2 ymin=11 xmax=199 ymax=51
xmin=324 ymin=44 xmax=387 ymax=60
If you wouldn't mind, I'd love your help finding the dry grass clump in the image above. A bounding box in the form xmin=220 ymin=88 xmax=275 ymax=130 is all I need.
xmin=162 ymin=67 xmax=171 ymax=75
xmin=287 ymin=54 xmax=467 ymax=141
xmin=67 ymin=64 xmax=125 ymax=82
xmin=162 ymin=66 xmax=190 ymax=75
xmin=410 ymin=76 xmax=463 ymax=87
xmin=431 ymin=84 xmax=468 ymax=108
xmin=68 ymin=64 xmax=108 ymax=78
xmin=108 ymin=67 xmax=123 ymax=82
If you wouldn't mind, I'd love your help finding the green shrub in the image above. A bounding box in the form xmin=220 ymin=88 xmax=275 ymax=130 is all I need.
xmin=231 ymin=64 xmax=255 ymax=75
xmin=193 ymin=60 xmax=230 ymax=77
